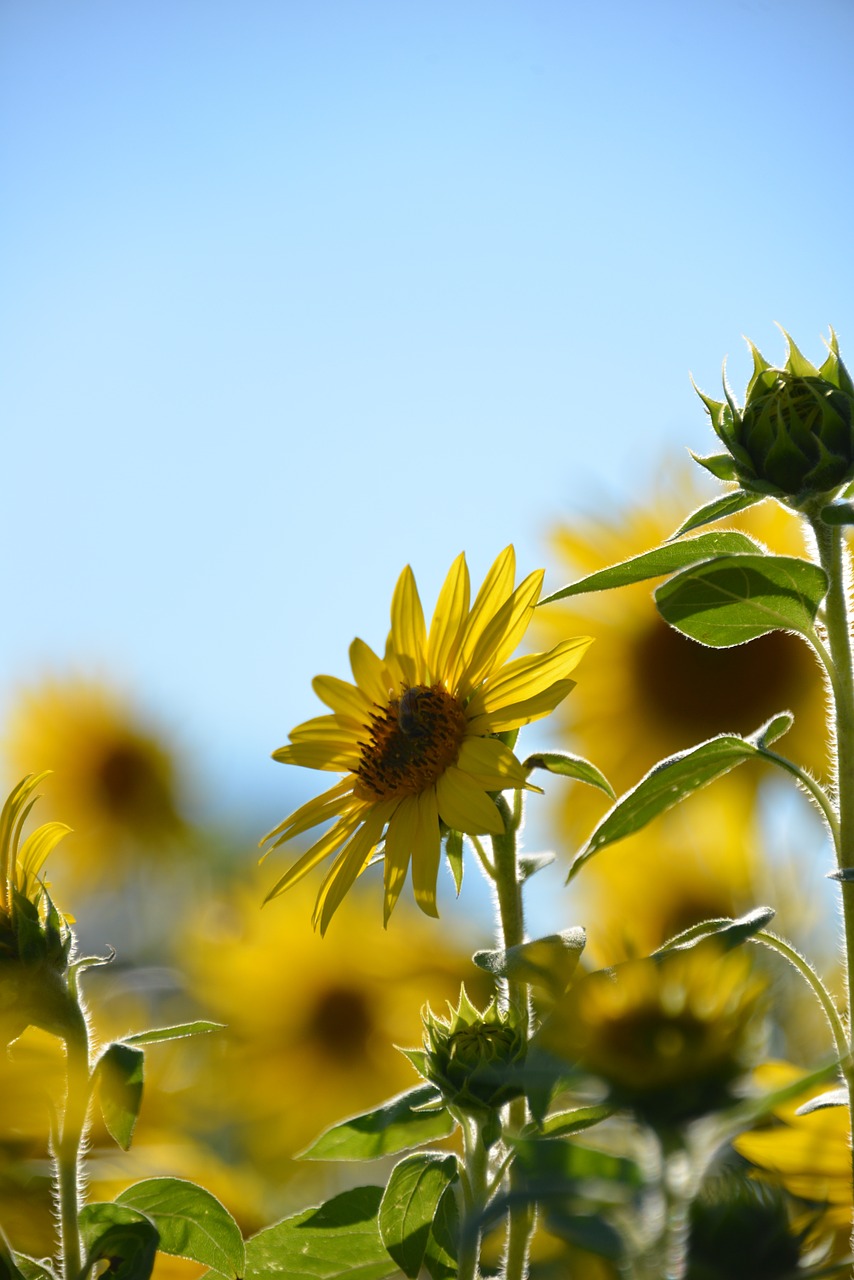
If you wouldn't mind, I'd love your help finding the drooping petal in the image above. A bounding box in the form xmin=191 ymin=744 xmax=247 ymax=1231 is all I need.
xmin=467 ymin=679 xmax=577 ymax=735
xmin=435 ymin=767 xmax=505 ymax=835
xmin=390 ymin=565 xmax=428 ymax=687
xmin=314 ymin=802 xmax=395 ymax=934
xmin=455 ymin=736 xmax=528 ymax=790
xmin=411 ymin=787 xmax=442 ymax=918
xmin=426 ymin=552 xmax=470 ymax=684
xmin=459 ymin=570 xmax=545 ymax=696
xmin=260 ymin=777 xmax=356 ymax=854
xmin=262 ymin=810 xmax=365 ymax=903
xmin=312 ymin=675 xmax=375 ymax=724
xmin=383 ymin=797 xmax=418 ymax=923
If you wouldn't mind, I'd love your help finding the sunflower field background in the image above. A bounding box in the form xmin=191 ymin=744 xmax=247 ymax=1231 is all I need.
xmin=3 ymin=1 xmax=854 ymax=1277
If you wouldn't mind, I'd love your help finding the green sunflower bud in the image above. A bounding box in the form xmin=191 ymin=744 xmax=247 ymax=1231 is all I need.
xmin=695 ymin=328 xmax=854 ymax=506
xmin=421 ymin=986 xmax=527 ymax=1124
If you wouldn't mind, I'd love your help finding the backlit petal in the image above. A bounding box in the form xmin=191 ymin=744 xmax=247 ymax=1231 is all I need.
xmin=435 ymin=767 xmax=505 ymax=835
xmin=411 ymin=788 xmax=442 ymax=918
xmin=426 ymin=552 xmax=470 ymax=684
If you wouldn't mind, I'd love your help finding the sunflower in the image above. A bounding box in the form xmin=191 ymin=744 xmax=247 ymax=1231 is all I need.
xmin=263 ymin=547 xmax=591 ymax=931
xmin=4 ymin=678 xmax=185 ymax=882
xmin=536 ymin=465 xmax=828 ymax=843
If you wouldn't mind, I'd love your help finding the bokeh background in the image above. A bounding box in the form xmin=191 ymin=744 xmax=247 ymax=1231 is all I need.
xmin=2 ymin=0 xmax=854 ymax=1268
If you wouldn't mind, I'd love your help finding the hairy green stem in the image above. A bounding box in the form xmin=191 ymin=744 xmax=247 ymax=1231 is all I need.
xmin=457 ymin=1118 xmax=491 ymax=1280
xmin=753 ymin=929 xmax=848 ymax=1062
xmin=56 ymin=999 xmax=91 ymax=1280
xmin=808 ymin=515 xmax=854 ymax=1203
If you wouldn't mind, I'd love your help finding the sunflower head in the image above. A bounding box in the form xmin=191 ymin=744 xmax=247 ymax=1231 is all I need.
xmin=419 ymin=986 xmax=526 ymax=1125
xmin=0 ymin=775 xmax=74 ymax=1044
xmin=262 ymin=547 xmax=591 ymax=931
xmin=537 ymin=944 xmax=766 ymax=1131
xmin=686 ymin=1174 xmax=806 ymax=1280
xmin=696 ymin=328 xmax=854 ymax=505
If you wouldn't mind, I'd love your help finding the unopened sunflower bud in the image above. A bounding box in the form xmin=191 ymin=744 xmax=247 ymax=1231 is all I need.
xmin=696 ymin=328 xmax=854 ymax=506
xmin=421 ymin=986 xmax=526 ymax=1121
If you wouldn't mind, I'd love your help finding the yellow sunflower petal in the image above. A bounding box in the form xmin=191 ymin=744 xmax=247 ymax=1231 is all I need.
xmin=451 ymin=546 xmax=516 ymax=685
xmin=287 ymin=714 xmax=363 ymax=743
xmin=468 ymin=637 xmax=593 ymax=718
xmin=272 ymin=742 xmax=363 ymax=770
xmin=460 ymin=569 xmax=545 ymax=695
xmin=435 ymin=767 xmax=505 ymax=835
xmin=426 ymin=552 xmax=470 ymax=684
xmin=349 ymin=637 xmax=392 ymax=706
xmin=312 ymin=675 xmax=374 ymax=723
xmin=455 ymin=737 xmax=528 ymax=789
xmin=314 ymin=803 xmax=394 ymax=934
xmin=390 ymin=565 xmax=428 ymax=688
xmin=383 ymin=797 xmax=418 ymax=924
xmin=467 ymin=679 xmax=577 ymax=736
xmin=259 ymin=778 xmax=356 ymax=853
xmin=262 ymin=811 xmax=365 ymax=903
xmin=411 ymin=787 xmax=442 ymax=918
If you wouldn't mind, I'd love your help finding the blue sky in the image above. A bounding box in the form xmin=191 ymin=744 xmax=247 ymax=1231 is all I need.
xmin=2 ymin=0 xmax=853 ymax=845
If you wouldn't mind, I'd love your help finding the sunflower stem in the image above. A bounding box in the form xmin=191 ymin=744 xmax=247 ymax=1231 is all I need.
xmin=55 ymin=994 xmax=92 ymax=1280
xmin=806 ymin=514 xmax=854 ymax=1215
xmin=457 ymin=1117 xmax=490 ymax=1280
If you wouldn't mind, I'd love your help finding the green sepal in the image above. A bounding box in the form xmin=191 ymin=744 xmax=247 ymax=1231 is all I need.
xmin=673 ymin=491 xmax=765 ymax=537
xmin=795 ymin=1086 xmax=848 ymax=1115
xmin=120 ymin=1021 xmax=224 ymax=1046
xmin=222 ymin=1186 xmax=397 ymax=1280
xmin=652 ymin=907 xmax=776 ymax=956
xmin=95 ymin=1043 xmax=145 ymax=1151
xmin=78 ymin=1203 xmax=159 ymax=1280
xmin=378 ymin=1152 xmax=458 ymax=1280
xmin=444 ymin=829 xmax=464 ymax=895
xmin=539 ymin=530 xmax=760 ymax=603
xmin=655 ymin=554 xmax=827 ymax=647
xmin=298 ymin=1084 xmax=455 ymax=1161
xmin=115 ymin=1178 xmax=244 ymax=1278
xmin=473 ymin=929 xmax=586 ymax=998
xmin=568 ymin=715 xmax=794 ymax=879
xmin=518 ymin=851 xmax=556 ymax=881
xmin=423 ymin=1183 xmax=459 ymax=1280
xmin=690 ymin=451 xmax=740 ymax=481
xmin=524 ymin=752 xmax=615 ymax=799
xmin=820 ymin=501 xmax=854 ymax=525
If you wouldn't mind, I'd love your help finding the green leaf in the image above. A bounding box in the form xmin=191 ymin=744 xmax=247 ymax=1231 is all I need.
xmin=673 ymin=491 xmax=765 ymax=536
xmin=653 ymin=907 xmax=776 ymax=955
xmin=523 ymin=752 xmax=615 ymax=799
xmin=10 ymin=1259 xmax=54 ymax=1280
xmin=299 ymin=1085 xmax=455 ymax=1161
xmin=654 ymin=554 xmax=828 ymax=646
xmin=569 ymin=717 xmax=793 ymax=879
xmin=0 ymin=1232 xmax=26 ymax=1280
xmin=518 ymin=851 xmax=556 ymax=881
xmin=539 ymin=530 xmax=761 ymax=602
xmin=78 ymin=1204 xmax=159 ymax=1280
xmin=537 ymin=1103 xmax=614 ymax=1138
xmin=689 ymin=451 xmax=739 ymax=481
xmin=829 ymin=868 xmax=854 ymax=882
xmin=795 ymin=1086 xmax=848 ymax=1115
xmin=121 ymin=1021 xmax=224 ymax=1046
xmin=423 ymin=1184 xmax=459 ymax=1280
xmin=378 ymin=1153 xmax=458 ymax=1279
xmin=474 ymin=929 xmax=586 ymax=998
xmin=444 ymin=829 xmax=463 ymax=895
xmin=95 ymin=1043 xmax=145 ymax=1151
xmin=115 ymin=1178 xmax=244 ymax=1278
xmin=820 ymin=501 xmax=854 ymax=525
xmin=234 ymin=1186 xmax=397 ymax=1280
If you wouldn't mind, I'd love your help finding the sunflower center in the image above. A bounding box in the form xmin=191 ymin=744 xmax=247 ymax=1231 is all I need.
xmin=355 ymin=684 xmax=467 ymax=801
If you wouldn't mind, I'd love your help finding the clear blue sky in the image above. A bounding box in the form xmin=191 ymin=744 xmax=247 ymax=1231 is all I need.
xmin=2 ymin=0 xmax=853 ymax=833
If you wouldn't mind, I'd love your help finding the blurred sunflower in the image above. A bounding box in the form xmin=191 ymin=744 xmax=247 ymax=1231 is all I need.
xmin=263 ymin=546 xmax=591 ymax=930
xmin=177 ymin=870 xmax=490 ymax=1228
xmin=536 ymin=468 xmax=827 ymax=843
xmin=733 ymin=1061 xmax=852 ymax=1261
xmin=0 ymin=1025 xmax=65 ymax=1256
xmin=4 ymin=678 xmax=186 ymax=883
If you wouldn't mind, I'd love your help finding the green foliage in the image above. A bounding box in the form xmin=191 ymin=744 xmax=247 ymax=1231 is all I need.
xmin=568 ymin=715 xmax=795 ymax=878
xmin=95 ymin=1043 xmax=144 ymax=1151
xmin=474 ymin=929 xmax=587 ymax=998
xmin=653 ymin=907 xmax=777 ymax=956
xmin=211 ymin=1187 xmax=397 ymax=1280
xmin=423 ymin=1185 xmax=459 ymax=1280
xmin=523 ymin=751 xmax=614 ymax=799
xmin=298 ymin=1084 xmax=456 ymax=1161
xmin=535 ymin=1103 xmax=615 ymax=1138
xmin=444 ymin=827 xmax=464 ymax=894
xmin=673 ymin=491 xmax=764 ymax=536
xmin=655 ymin=553 xmax=828 ymax=646
xmin=78 ymin=1204 xmax=159 ymax=1280
xmin=115 ymin=1178 xmax=244 ymax=1278
xmin=540 ymin=530 xmax=760 ymax=602
xmin=378 ymin=1152 xmax=458 ymax=1279
xmin=120 ymin=1020 xmax=224 ymax=1045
